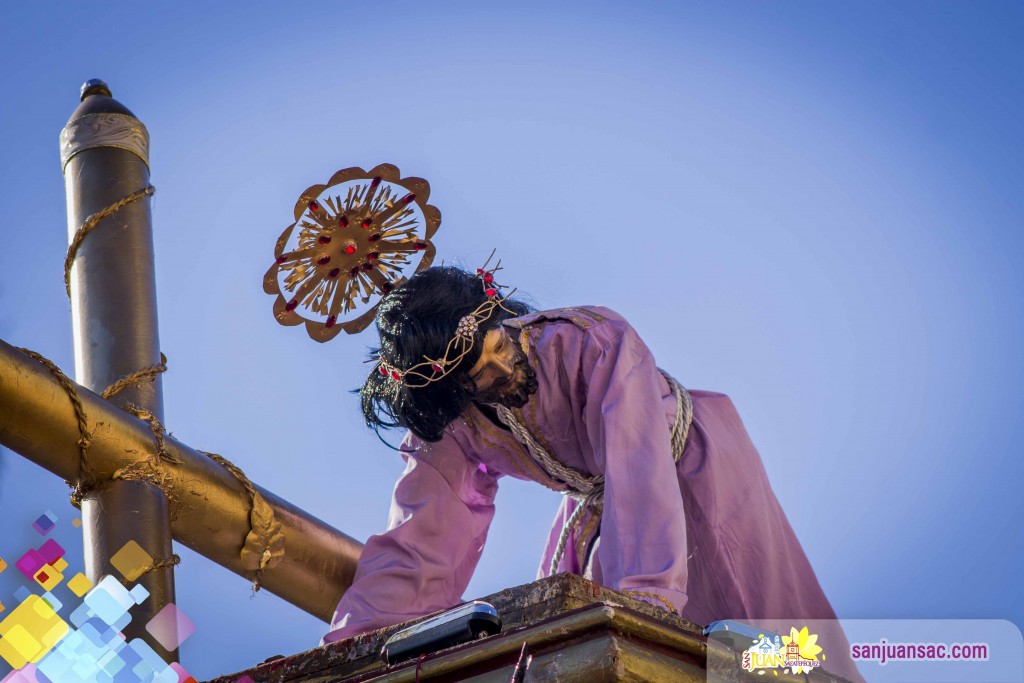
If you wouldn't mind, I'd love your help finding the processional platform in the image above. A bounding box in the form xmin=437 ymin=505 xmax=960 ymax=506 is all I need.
xmin=208 ymin=574 xmax=855 ymax=683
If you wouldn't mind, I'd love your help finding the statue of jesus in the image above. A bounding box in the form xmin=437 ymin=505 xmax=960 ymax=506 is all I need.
xmin=320 ymin=264 xmax=864 ymax=683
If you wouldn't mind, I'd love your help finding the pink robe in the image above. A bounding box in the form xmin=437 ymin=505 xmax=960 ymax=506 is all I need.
xmin=322 ymin=306 xmax=864 ymax=683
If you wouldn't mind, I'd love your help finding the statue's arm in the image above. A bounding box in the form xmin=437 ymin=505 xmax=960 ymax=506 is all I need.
xmin=320 ymin=433 xmax=499 ymax=644
xmin=580 ymin=316 xmax=690 ymax=616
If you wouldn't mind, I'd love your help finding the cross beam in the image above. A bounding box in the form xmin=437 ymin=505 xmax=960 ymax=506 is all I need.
xmin=0 ymin=337 xmax=363 ymax=622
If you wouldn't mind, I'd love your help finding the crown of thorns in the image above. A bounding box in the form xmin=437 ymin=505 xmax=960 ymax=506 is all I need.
xmin=374 ymin=254 xmax=518 ymax=388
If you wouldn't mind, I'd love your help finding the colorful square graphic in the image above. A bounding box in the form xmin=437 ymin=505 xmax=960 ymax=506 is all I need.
xmin=0 ymin=595 xmax=70 ymax=668
xmin=32 ymin=511 xmax=57 ymax=536
xmin=110 ymin=541 xmax=153 ymax=582
xmin=0 ymin=662 xmax=42 ymax=682
xmin=15 ymin=550 xmax=46 ymax=581
xmin=37 ymin=539 xmax=64 ymax=566
xmin=144 ymin=603 xmax=196 ymax=651
xmin=130 ymin=583 xmax=150 ymax=604
xmin=33 ymin=565 xmax=63 ymax=592
xmin=67 ymin=572 xmax=93 ymax=598
xmin=170 ymin=661 xmax=199 ymax=683
xmin=40 ymin=592 xmax=63 ymax=613
xmin=81 ymin=575 xmax=137 ymax=625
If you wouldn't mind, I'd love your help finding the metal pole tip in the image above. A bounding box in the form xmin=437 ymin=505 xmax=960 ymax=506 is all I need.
xmin=80 ymin=79 xmax=112 ymax=101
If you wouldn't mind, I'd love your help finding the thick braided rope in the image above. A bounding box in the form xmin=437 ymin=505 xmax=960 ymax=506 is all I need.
xmin=124 ymin=405 xmax=181 ymax=466
xmin=493 ymin=404 xmax=599 ymax=495
xmin=144 ymin=555 xmax=181 ymax=572
xmin=198 ymin=450 xmax=269 ymax=593
xmin=14 ymin=348 xmax=181 ymax=575
xmin=37 ymin=183 xmax=277 ymax=592
xmin=102 ymin=353 xmax=168 ymax=399
xmin=64 ymin=184 xmax=155 ymax=297
xmin=199 ymin=451 xmax=259 ymax=510
xmin=547 ymin=489 xmax=603 ymax=576
xmin=15 ymin=346 xmax=277 ymax=592
xmin=495 ymin=370 xmax=693 ymax=576
xmin=17 ymin=348 xmax=99 ymax=508
xmin=111 ymin=554 xmax=182 ymax=589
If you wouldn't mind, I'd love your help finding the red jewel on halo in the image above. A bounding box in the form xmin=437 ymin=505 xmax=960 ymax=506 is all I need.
xmin=325 ymin=315 xmax=337 ymax=328
xmin=361 ymin=262 xmax=374 ymax=271
xmin=362 ymin=218 xmax=373 ymax=229
xmin=339 ymin=215 xmax=349 ymax=228
xmin=318 ymin=256 xmax=331 ymax=265
xmin=328 ymin=267 xmax=340 ymax=278
xmin=402 ymin=193 xmax=416 ymax=205
xmin=285 ymin=298 xmax=299 ymax=311
xmin=379 ymin=365 xmax=389 ymax=376
xmin=349 ymin=266 xmax=360 ymax=276
xmin=344 ymin=244 xmax=357 ymax=255
xmin=485 ymin=288 xmax=497 ymax=297
xmin=308 ymin=200 xmax=320 ymax=212
xmin=276 ymin=254 xmax=288 ymax=264
xmin=368 ymin=252 xmax=379 ymax=260
xmin=390 ymin=370 xmax=401 ymax=380
xmin=319 ymin=235 xmax=331 ymax=244
xmin=371 ymin=176 xmax=382 ymax=187
xmin=369 ymin=233 xmax=381 ymax=242
xmin=381 ymin=282 xmax=394 ymax=293
xmin=414 ymin=241 xmax=427 ymax=251
xmin=483 ymin=273 xmax=494 ymax=283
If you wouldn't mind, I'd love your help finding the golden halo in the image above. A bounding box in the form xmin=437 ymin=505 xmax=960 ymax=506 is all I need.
xmin=263 ymin=164 xmax=441 ymax=342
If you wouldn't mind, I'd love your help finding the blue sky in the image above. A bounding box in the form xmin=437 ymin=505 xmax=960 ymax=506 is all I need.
xmin=1 ymin=1 xmax=1022 ymax=680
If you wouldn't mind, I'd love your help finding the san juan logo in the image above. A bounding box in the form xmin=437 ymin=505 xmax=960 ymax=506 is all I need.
xmin=741 ymin=633 xmax=784 ymax=672
xmin=742 ymin=626 xmax=824 ymax=675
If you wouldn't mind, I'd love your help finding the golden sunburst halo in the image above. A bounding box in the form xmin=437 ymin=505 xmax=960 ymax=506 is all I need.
xmin=263 ymin=164 xmax=441 ymax=342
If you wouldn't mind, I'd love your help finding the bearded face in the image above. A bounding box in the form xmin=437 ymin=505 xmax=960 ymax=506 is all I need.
xmin=465 ymin=328 xmax=539 ymax=408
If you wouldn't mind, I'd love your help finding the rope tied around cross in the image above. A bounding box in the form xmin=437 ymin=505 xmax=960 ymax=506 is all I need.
xmin=20 ymin=183 xmax=286 ymax=593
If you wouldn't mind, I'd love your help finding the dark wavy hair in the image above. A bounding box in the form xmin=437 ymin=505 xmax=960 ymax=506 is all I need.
xmin=360 ymin=266 xmax=532 ymax=442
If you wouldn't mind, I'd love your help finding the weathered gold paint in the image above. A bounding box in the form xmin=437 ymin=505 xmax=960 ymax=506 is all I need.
xmin=0 ymin=338 xmax=363 ymax=622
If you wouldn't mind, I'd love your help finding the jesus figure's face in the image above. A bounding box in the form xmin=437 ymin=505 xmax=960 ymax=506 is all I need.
xmin=465 ymin=326 xmax=538 ymax=408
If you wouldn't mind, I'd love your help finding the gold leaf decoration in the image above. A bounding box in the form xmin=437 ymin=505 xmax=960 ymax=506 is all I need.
xmin=239 ymin=491 xmax=286 ymax=571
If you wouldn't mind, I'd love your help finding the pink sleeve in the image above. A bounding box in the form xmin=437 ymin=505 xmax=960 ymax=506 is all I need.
xmin=582 ymin=318 xmax=689 ymax=616
xmin=321 ymin=432 xmax=499 ymax=644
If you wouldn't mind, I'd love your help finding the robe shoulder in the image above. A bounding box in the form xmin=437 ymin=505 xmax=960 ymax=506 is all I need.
xmin=503 ymin=305 xmax=625 ymax=332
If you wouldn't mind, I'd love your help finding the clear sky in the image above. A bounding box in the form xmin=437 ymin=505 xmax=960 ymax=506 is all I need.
xmin=1 ymin=1 xmax=1021 ymax=680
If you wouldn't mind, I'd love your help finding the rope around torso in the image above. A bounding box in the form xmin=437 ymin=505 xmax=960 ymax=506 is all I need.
xmin=492 ymin=369 xmax=693 ymax=576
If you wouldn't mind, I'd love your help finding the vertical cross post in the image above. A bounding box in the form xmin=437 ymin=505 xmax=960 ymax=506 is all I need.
xmin=60 ymin=79 xmax=178 ymax=663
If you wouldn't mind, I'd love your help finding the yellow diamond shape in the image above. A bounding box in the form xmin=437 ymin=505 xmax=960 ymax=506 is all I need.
xmin=67 ymin=572 xmax=93 ymax=597
xmin=110 ymin=540 xmax=153 ymax=582
xmin=0 ymin=623 xmax=40 ymax=668
xmin=0 ymin=557 xmax=7 ymax=574
xmin=53 ymin=557 xmax=68 ymax=572
xmin=33 ymin=565 xmax=63 ymax=592
xmin=0 ymin=596 xmax=69 ymax=668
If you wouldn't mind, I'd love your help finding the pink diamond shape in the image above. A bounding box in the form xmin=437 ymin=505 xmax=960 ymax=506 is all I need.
xmin=38 ymin=539 xmax=65 ymax=565
xmin=144 ymin=602 xmax=196 ymax=650
xmin=15 ymin=549 xmax=46 ymax=580
xmin=0 ymin=663 xmax=43 ymax=682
